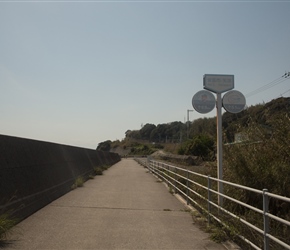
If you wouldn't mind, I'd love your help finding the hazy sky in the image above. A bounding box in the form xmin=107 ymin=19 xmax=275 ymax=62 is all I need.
xmin=1 ymin=0 xmax=290 ymax=149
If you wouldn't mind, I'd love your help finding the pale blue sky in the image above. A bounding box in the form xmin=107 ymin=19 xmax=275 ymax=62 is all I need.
xmin=1 ymin=0 xmax=290 ymax=149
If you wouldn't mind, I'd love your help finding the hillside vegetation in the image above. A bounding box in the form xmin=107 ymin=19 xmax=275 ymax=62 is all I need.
xmin=97 ymin=97 xmax=290 ymax=191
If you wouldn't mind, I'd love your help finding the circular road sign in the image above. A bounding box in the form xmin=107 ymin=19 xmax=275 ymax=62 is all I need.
xmin=192 ymin=90 xmax=216 ymax=114
xmin=222 ymin=90 xmax=246 ymax=113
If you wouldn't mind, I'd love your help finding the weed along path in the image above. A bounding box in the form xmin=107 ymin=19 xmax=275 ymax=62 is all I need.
xmin=4 ymin=159 xmax=228 ymax=250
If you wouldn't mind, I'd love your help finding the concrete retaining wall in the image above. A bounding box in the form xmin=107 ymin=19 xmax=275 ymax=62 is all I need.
xmin=0 ymin=134 xmax=120 ymax=220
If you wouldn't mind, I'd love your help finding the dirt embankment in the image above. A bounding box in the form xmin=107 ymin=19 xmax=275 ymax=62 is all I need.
xmin=109 ymin=147 xmax=131 ymax=156
xmin=150 ymin=150 xmax=203 ymax=166
xmin=150 ymin=150 xmax=215 ymax=175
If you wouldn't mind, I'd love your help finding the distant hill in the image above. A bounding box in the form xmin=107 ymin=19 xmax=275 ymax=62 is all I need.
xmin=123 ymin=97 xmax=290 ymax=143
xmin=97 ymin=97 xmax=290 ymax=156
xmin=222 ymin=97 xmax=290 ymax=142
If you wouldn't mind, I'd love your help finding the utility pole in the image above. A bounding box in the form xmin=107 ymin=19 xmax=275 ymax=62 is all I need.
xmin=187 ymin=109 xmax=193 ymax=139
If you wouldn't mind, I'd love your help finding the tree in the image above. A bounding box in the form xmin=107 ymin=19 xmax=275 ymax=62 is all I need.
xmin=178 ymin=134 xmax=215 ymax=160
xmin=125 ymin=130 xmax=141 ymax=140
xmin=150 ymin=124 xmax=167 ymax=142
xmin=96 ymin=140 xmax=112 ymax=151
xmin=189 ymin=117 xmax=216 ymax=139
xmin=140 ymin=123 xmax=156 ymax=141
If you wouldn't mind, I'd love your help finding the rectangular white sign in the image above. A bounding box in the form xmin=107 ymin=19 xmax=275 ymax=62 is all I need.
xmin=203 ymin=74 xmax=234 ymax=93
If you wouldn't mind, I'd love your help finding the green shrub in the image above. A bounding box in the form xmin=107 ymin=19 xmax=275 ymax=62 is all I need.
xmin=223 ymin=115 xmax=290 ymax=247
xmin=178 ymin=134 xmax=215 ymax=160
xmin=101 ymin=165 xmax=109 ymax=170
xmin=94 ymin=167 xmax=103 ymax=175
xmin=224 ymin=116 xmax=290 ymax=198
xmin=0 ymin=213 xmax=17 ymax=241
xmin=130 ymin=144 xmax=156 ymax=155
xmin=71 ymin=176 xmax=84 ymax=189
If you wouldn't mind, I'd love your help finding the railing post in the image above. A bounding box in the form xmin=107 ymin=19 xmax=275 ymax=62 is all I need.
xmin=186 ymin=169 xmax=189 ymax=205
xmin=208 ymin=175 xmax=212 ymax=226
xmin=174 ymin=167 xmax=177 ymax=194
xmin=263 ymin=189 xmax=269 ymax=250
xmin=147 ymin=157 xmax=150 ymax=170
xmin=157 ymin=161 xmax=159 ymax=175
xmin=161 ymin=162 xmax=164 ymax=181
xmin=167 ymin=164 xmax=170 ymax=187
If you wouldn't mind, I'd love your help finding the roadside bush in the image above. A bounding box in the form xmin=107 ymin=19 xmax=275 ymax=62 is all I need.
xmin=94 ymin=167 xmax=103 ymax=175
xmin=0 ymin=212 xmax=18 ymax=241
xmin=71 ymin=176 xmax=85 ymax=189
xmin=223 ymin=115 xmax=290 ymax=248
xmin=178 ymin=134 xmax=215 ymax=161
xmin=224 ymin=116 xmax=290 ymax=201
xmin=130 ymin=144 xmax=155 ymax=155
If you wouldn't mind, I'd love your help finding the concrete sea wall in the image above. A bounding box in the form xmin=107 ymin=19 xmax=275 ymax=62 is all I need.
xmin=0 ymin=134 xmax=120 ymax=220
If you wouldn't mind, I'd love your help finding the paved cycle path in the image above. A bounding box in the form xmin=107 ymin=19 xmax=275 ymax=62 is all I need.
xmin=4 ymin=159 xmax=230 ymax=250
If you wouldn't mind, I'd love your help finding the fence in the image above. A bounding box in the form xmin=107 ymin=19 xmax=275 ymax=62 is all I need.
xmin=135 ymin=158 xmax=290 ymax=250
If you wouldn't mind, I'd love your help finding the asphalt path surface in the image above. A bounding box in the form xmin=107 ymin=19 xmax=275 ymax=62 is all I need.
xmin=3 ymin=158 xmax=230 ymax=250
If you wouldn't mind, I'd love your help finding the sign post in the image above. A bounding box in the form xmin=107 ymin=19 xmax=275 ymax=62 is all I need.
xmin=192 ymin=74 xmax=246 ymax=207
xmin=216 ymin=92 xmax=223 ymax=206
xmin=204 ymin=74 xmax=234 ymax=207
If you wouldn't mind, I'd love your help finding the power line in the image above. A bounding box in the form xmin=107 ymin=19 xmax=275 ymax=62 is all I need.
xmin=280 ymin=88 xmax=290 ymax=97
xmin=245 ymin=77 xmax=287 ymax=97
xmin=245 ymin=72 xmax=290 ymax=98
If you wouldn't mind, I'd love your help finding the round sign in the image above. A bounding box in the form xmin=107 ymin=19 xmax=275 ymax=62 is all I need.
xmin=192 ymin=90 xmax=216 ymax=114
xmin=222 ymin=90 xmax=246 ymax=113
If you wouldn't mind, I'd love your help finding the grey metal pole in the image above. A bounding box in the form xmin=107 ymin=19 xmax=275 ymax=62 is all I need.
xmin=263 ymin=189 xmax=269 ymax=250
xmin=186 ymin=170 xmax=189 ymax=205
xmin=216 ymin=93 xmax=223 ymax=206
xmin=208 ymin=175 xmax=212 ymax=226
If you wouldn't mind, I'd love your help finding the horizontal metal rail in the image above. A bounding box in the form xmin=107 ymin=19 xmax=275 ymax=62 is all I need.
xmin=135 ymin=158 xmax=290 ymax=250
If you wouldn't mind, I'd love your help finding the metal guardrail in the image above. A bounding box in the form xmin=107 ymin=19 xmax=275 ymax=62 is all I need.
xmin=135 ymin=157 xmax=290 ymax=250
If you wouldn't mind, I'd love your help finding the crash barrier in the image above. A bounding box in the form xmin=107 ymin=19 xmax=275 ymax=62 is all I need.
xmin=135 ymin=158 xmax=290 ymax=250
xmin=0 ymin=134 xmax=120 ymax=220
